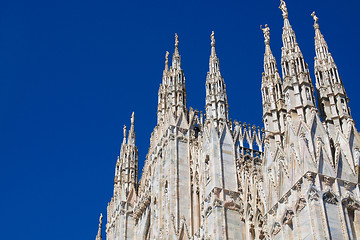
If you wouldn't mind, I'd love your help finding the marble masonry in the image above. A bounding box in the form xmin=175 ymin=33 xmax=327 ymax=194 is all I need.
xmin=96 ymin=1 xmax=360 ymax=239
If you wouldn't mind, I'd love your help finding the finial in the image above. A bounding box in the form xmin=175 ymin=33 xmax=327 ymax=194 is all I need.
xmin=311 ymin=11 xmax=320 ymax=29
xmin=96 ymin=213 xmax=103 ymax=240
xmin=279 ymin=0 xmax=288 ymax=18
xmin=311 ymin=11 xmax=318 ymax=24
xmin=123 ymin=125 xmax=127 ymax=138
xmin=99 ymin=213 xmax=103 ymax=225
xmin=165 ymin=51 xmax=169 ymax=71
xmin=175 ymin=33 xmax=179 ymax=48
xmin=131 ymin=112 xmax=135 ymax=125
xmin=260 ymin=24 xmax=270 ymax=45
xmin=211 ymin=31 xmax=215 ymax=47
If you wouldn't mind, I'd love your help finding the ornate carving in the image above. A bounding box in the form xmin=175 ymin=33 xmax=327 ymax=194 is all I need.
xmin=282 ymin=209 xmax=294 ymax=225
xmin=305 ymin=172 xmax=315 ymax=183
xmin=323 ymin=190 xmax=338 ymax=205
xmin=213 ymin=198 xmax=223 ymax=208
xmin=342 ymin=196 xmax=360 ymax=210
xmin=308 ymin=186 xmax=320 ymax=202
xmin=295 ymin=198 xmax=307 ymax=213
xmin=271 ymin=222 xmax=281 ymax=236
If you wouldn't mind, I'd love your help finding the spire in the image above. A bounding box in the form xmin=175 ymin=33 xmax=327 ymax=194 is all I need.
xmin=122 ymin=125 xmax=127 ymax=145
xmin=128 ymin=112 xmax=135 ymax=145
xmin=261 ymin=24 xmax=281 ymax=80
xmin=279 ymin=0 xmax=298 ymax=52
xmin=209 ymin=31 xmax=220 ymax=74
xmin=261 ymin=24 xmax=285 ymax=141
xmin=279 ymin=0 xmax=316 ymax=122
xmin=312 ymin=11 xmax=330 ymax=61
xmin=172 ymin=33 xmax=181 ymax=69
xmin=205 ymin=31 xmax=229 ymax=123
xmin=95 ymin=213 xmax=103 ymax=240
xmin=312 ymin=11 xmax=353 ymax=134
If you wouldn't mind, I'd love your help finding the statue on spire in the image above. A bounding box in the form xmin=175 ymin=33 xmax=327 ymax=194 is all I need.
xmin=211 ymin=31 xmax=215 ymax=47
xmin=123 ymin=125 xmax=127 ymax=140
xmin=165 ymin=51 xmax=169 ymax=71
xmin=311 ymin=11 xmax=320 ymax=30
xmin=95 ymin=213 xmax=103 ymax=240
xmin=260 ymin=24 xmax=270 ymax=44
xmin=172 ymin=33 xmax=181 ymax=69
xmin=279 ymin=0 xmax=288 ymax=18
xmin=311 ymin=11 xmax=318 ymax=24
xmin=131 ymin=112 xmax=135 ymax=125
xmin=175 ymin=33 xmax=179 ymax=48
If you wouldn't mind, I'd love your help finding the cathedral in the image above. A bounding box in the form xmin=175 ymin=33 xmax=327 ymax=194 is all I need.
xmin=95 ymin=1 xmax=360 ymax=239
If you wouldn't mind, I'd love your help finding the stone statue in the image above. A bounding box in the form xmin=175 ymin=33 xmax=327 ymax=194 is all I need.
xmin=211 ymin=31 xmax=215 ymax=47
xmin=260 ymin=24 xmax=270 ymax=43
xmin=311 ymin=11 xmax=318 ymax=24
xmin=99 ymin=213 xmax=103 ymax=226
xmin=175 ymin=33 xmax=179 ymax=47
xmin=123 ymin=125 xmax=127 ymax=139
xmin=279 ymin=0 xmax=288 ymax=17
xmin=165 ymin=51 xmax=169 ymax=63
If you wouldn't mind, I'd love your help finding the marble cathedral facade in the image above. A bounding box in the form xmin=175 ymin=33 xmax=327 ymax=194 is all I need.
xmin=96 ymin=1 xmax=360 ymax=239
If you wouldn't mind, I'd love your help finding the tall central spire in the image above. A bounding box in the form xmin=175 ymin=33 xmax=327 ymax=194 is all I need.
xmin=205 ymin=31 xmax=229 ymax=124
xmin=157 ymin=34 xmax=187 ymax=123
xmin=279 ymin=0 xmax=316 ymax=122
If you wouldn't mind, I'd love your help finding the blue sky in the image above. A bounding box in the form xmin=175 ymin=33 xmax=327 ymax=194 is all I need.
xmin=0 ymin=0 xmax=359 ymax=239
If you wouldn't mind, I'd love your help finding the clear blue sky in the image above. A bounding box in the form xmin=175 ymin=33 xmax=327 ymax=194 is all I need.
xmin=0 ymin=0 xmax=359 ymax=239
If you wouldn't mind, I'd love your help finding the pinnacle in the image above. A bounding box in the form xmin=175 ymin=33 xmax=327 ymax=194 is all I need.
xmin=172 ymin=33 xmax=181 ymax=69
xmin=128 ymin=112 xmax=136 ymax=145
xmin=279 ymin=0 xmax=288 ymax=19
xmin=210 ymin=31 xmax=216 ymax=57
xmin=164 ymin=51 xmax=169 ymax=71
xmin=261 ymin=24 xmax=270 ymax=43
xmin=122 ymin=125 xmax=127 ymax=144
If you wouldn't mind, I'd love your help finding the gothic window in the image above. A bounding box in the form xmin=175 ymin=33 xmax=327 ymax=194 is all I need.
xmin=334 ymin=69 xmax=339 ymax=83
xmin=323 ymin=192 xmax=343 ymax=239
xmin=347 ymin=208 xmax=359 ymax=239
xmin=301 ymin=58 xmax=305 ymax=72
xmin=306 ymin=88 xmax=311 ymax=101
xmin=205 ymin=155 xmax=210 ymax=183
xmin=285 ymin=62 xmax=289 ymax=75
xmin=164 ymin=180 xmax=168 ymax=193
xmin=264 ymin=88 xmax=269 ymax=101
xmin=341 ymin=98 xmax=347 ymax=113
xmin=286 ymin=92 xmax=290 ymax=104
xmin=342 ymin=196 xmax=360 ymax=240
xmin=265 ymin=119 xmax=269 ymax=130
xmin=318 ymin=71 xmax=323 ymax=85
xmin=330 ymin=69 xmax=335 ymax=83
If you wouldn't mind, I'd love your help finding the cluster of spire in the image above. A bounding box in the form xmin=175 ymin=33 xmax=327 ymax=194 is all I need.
xmin=261 ymin=0 xmax=353 ymax=142
xmin=157 ymin=31 xmax=230 ymax=128
xmin=114 ymin=112 xmax=138 ymax=199
xmin=157 ymin=33 xmax=187 ymax=123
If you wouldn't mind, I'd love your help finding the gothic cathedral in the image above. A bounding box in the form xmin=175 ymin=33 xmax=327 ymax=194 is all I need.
xmin=95 ymin=1 xmax=360 ymax=239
